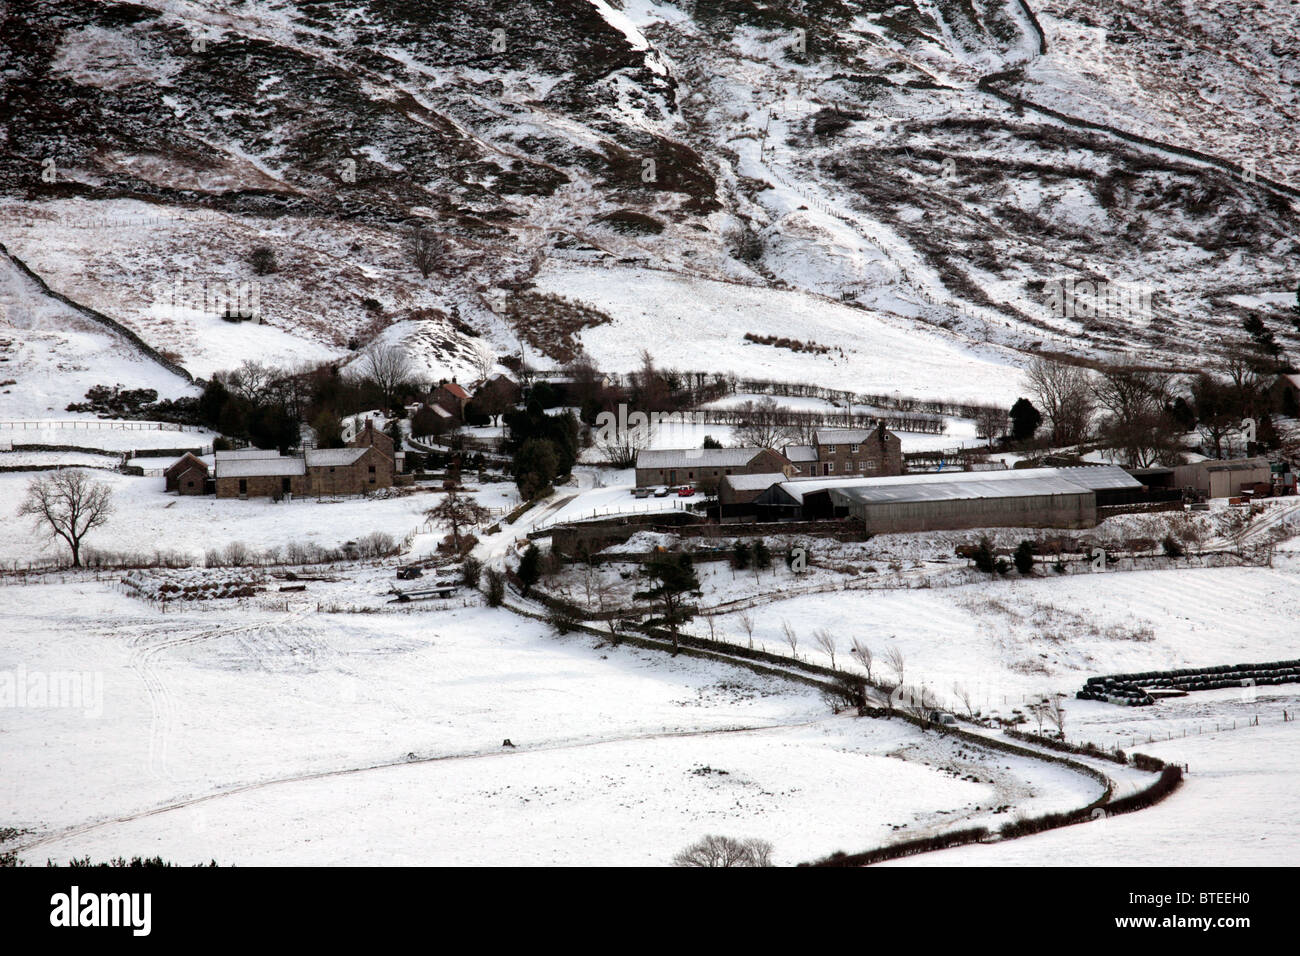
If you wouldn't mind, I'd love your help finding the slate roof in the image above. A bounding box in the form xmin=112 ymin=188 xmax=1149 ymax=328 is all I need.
xmin=305 ymin=447 xmax=369 ymax=467
xmin=215 ymin=456 xmax=306 ymax=478
xmin=636 ymin=447 xmax=770 ymax=469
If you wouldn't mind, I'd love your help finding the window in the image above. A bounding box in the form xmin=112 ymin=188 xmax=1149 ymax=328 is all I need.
xmin=827 ymin=463 xmax=834 ymax=473
xmin=368 ymin=465 xmax=376 ymax=474
xmin=850 ymin=444 xmax=859 ymax=453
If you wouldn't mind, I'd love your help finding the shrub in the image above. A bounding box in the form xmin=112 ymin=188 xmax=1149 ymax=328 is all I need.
xmin=518 ymin=544 xmax=541 ymax=595
xmin=731 ymin=540 xmax=751 ymax=570
xmin=249 ymin=246 xmax=277 ymax=275
xmin=1014 ymin=540 xmax=1034 ymax=575
xmin=673 ymin=835 xmax=773 ymax=867
xmin=357 ymin=531 xmax=396 ymax=558
xmin=462 ymin=556 xmax=483 ymax=588
xmin=222 ymin=541 xmax=251 ymax=567
xmin=754 ymin=540 xmax=772 ymax=570
xmin=546 ymin=601 xmax=580 ymax=635
xmin=972 ymin=536 xmax=996 ymax=573
xmin=1161 ymin=534 xmax=1185 ymax=558
xmin=485 ymin=568 xmax=505 ymax=607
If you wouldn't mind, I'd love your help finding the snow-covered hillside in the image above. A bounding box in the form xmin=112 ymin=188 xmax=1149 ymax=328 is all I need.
xmin=0 ymin=0 xmax=1294 ymax=395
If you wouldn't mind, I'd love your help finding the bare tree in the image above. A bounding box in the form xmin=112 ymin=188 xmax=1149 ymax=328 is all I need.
xmin=1028 ymin=699 xmax=1049 ymax=736
xmin=733 ymin=397 xmax=794 ymax=450
xmin=596 ymin=419 xmax=650 ymax=469
xmin=1046 ymin=694 xmax=1066 ymax=738
xmin=885 ymin=645 xmax=905 ymax=688
xmin=1025 ymin=356 xmax=1094 ymax=446
xmin=850 ymin=639 xmax=874 ymax=682
xmin=738 ymin=609 xmax=756 ymax=649
xmin=472 ymin=348 xmax=496 ymax=384
xmin=410 ymin=225 xmax=447 ymax=279
xmin=673 ymin=835 xmax=774 ymax=867
xmin=225 ymin=359 xmax=275 ymax=403
xmin=426 ymin=490 xmax=491 ymax=552
xmin=702 ymin=608 xmax=718 ymax=642
xmin=780 ymin=618 xmax=799 ymax=657
xmin=975 ymin=406 xmax=1008 ymax=447
xmin=899 ymin=684 xmax=935 ymax=723
xmin=357 ymin=344 xmax=413 ymax=411
xmin=1092 ymin=363 xmax=1179 ymax=467
xmin=813 ymin=628 xmax=837 ymax=669
xmin=953 ymin=682 xmax=977 ymax=719
xmin=18 ymin=470 xmax=115 ymax=567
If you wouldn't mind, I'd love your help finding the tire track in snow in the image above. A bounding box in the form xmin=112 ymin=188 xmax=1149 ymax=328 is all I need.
xmin=12 ymin=715 xmax=834 ymax=857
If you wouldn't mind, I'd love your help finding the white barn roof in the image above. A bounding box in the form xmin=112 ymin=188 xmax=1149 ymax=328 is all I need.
xmin=636 ymin=447 xmax=767 ymax=470
xmin=306 ymin=447 xmax=368 ymax=467
xmin=215 ymin=456 xmax=306 ymax=478
xmin=780 ymin=464 xmax=1139 ymax=504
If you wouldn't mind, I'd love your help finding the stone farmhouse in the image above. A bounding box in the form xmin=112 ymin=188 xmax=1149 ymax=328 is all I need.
xmin=783 ymin=422 xmax=904 ymax=478
xmin=169 ymin=420 xmax=399 ymax=499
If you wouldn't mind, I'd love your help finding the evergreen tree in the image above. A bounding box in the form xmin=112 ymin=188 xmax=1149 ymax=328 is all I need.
xmin=518 ymin=544 xmax=541 ymax=595
xmin=1008 ymin=397 xmax=1042 ymax=443
xmin=1014 ymin=540 xmax=1035 ymax=576
xmin=634 ymin=553 xmax=700 ymax=654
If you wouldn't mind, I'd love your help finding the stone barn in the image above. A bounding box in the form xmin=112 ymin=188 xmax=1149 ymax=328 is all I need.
xmin=164 ymin=453 xmax=210 ymax=495
xmin=635 ymin=447 xmax=791 ymax=489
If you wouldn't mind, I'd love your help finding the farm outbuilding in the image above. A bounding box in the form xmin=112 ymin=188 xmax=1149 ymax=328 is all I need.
xmin=1173 ymin=457 xmax=1272 ymax=499
xmin=743 ymin=465 xmax=1141 ymax=532
xmin=828 ymin=473 xmax=1099 ymax=533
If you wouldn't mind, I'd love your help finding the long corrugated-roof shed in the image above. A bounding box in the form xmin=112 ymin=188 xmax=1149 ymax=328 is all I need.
xmin=779 ymin=464 xmax=1139 ymax=503
xmin=828 ymin=473 xmax=1096 ymax=505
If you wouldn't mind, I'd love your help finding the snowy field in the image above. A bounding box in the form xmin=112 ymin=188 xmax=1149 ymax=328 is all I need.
xmin=890 ymin=719 xmax=1300 ymax=867
xmin=0 ymin=471 xmax=518 ymax=565
xmin=535 ymin=265 xmax=1026 ymax=405
xmin=704 ymin=566 xmax=1300 ymax=711
xmin=1 ymin=256 xmax=198 ymax=419
xmin=0 ymin=421 xmax=214 ymax=453
xmin=0 ymin=580 xmax=1099 ymax=866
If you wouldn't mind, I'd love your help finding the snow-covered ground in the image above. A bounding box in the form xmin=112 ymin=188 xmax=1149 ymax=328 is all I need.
xmin=704 ymin=566 xmax=1300 ymax=711
xmin=890 ymin=718 xmax=1300 ymax=867
xmin=0 ymin=421 xmax=214 ymax=452
xmin=0 ymin=471 xmax=517 ymax=565
xmin=535 ymin=265 xmax=1026 ymax=405
xmin=0 ymin=579 xmax=1098 ymax=866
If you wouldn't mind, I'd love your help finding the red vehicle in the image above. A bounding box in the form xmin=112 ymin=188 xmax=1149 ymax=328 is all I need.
xmin=677 ymin=486 xmax=695 ymax=497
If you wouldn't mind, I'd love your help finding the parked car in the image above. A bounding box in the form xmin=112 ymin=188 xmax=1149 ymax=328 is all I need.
xmin=633 ymin=487 xmax=651 ymax=498
xmin=677 ymin=486 xmax=696 ymax=497
xmin=396 ymin=566 xmax=423 ymax=580
xmin=653 ymin=486 xmax=670 ymax=497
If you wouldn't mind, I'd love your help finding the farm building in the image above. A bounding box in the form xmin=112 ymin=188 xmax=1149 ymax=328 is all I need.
xmin=1172 ymin=457 xmax=1272 ymax=499
xmin=721 ymin=465 xmax=1144 ymax=531
xmin=634 ymin=447 xmax=791 ymax=489
xmin=163 ymin=452 xmax=210 ymax=495
xmin=183 ymin=421 xmax=398 ymax=499
xmin=783 ymin=422 xmax=904 ymax=478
